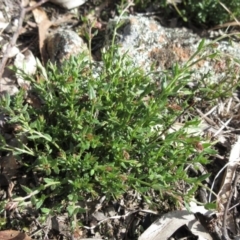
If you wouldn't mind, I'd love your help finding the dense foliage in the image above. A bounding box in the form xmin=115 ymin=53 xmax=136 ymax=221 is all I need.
xmin=132 ymin=0 xmax=240 ymax=26
xmin=0 ymin=47 xmax=214 ymax=215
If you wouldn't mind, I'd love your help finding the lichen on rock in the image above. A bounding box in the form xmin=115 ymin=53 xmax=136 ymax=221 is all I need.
xmin=106 ymin=15 xmax=240 ymax=85
xmin=44 ymin=29 xmax=89 ymax=69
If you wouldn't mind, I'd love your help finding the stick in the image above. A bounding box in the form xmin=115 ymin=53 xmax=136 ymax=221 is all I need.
xmin=222 ymin=174 xmax=239 ymax=240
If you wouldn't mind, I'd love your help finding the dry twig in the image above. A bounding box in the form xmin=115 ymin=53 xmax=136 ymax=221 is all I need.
xmin=222 ymin=174 xmax=240 ymax=240
xmin=82 ymin=209 xmax=158 ymax=230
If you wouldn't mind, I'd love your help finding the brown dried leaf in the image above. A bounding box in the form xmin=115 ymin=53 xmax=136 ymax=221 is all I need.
xmin=30 ymin=1 xmax=52 ymax=63
xmin=21 ymin=0 xmax=29 ymax=7
xmin=0 ymin=230 xmax=32 ymax=240
xmin=30 ymin=1 xmax=49 ymax=24
xmin=139 ymin=210 xmax=213 ymax=240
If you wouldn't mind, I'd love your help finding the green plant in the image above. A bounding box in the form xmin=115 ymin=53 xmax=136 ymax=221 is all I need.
xmin=122 ymin=0 xmax=240 ymax=26
xmin=179 ymin=0 xmax=240 ymax=25
xmin=0 ymin=42 xmax=218 ymax=219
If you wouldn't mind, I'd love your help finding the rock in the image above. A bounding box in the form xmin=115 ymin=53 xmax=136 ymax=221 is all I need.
xmin=49 ymin=0 xmax=87 ymax=9
xmin=14 ymin=50 xmax=37 ymax=90
xmin=106 ymin=16 xmax=240 ymax=85
xmin=0 ymin=68 xmax=19 ymax=96
xmin=0 ymin=77 xmax=19 ymax=96
xmin=44 ymin=29 xmax=89 ymax=69
xmin=2 ymin=43 xmax=19 ymax=58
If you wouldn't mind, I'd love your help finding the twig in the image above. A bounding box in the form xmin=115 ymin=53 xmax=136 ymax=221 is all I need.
xmin=222 ymin=174 xmax=239 ymax=240
xmin=210 ymin=21 xmax=240 ymax=31
xmin=82 ymin=209 xmax=159 ymax=230
xmin=196 ymin=108 xmax=217 ymax=126
xmin=208 ymin=158 xmax=240 ymax=202
xmin=219 ymin=1 xmax=240 ymax=26
xmin=0 ymin=0 xmax=49 ymax=89
xmin=213 ymin=117 xmax=232 ymax=137
xmin=151 ymin=101 xmax=196 ymax=143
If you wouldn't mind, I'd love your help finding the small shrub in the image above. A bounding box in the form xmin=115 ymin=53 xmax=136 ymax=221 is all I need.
xmin=180 ymin=0 xmax=240 ymax=25
xmin=124 ymin=0 xmax=240 ymax=26
xmin=0 ymin=46 xmax=214 ymax=217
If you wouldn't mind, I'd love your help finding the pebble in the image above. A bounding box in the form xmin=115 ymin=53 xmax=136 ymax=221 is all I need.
xmin=44 ymin=29 xmax=89 ymax=69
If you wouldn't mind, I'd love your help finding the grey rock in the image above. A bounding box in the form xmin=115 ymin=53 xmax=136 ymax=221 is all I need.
xmin=44 ymin=29 xmax=89 ymax=69
xmin=106 ymin=16 xmax=240 ymax=85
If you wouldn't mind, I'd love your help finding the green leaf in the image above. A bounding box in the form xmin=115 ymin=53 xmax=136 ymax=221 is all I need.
xmin=28 ymin=135 xmax=42 ymax=140
xmin=43 ymin=178 xmax=54 ymax=184
xmin=68 ymin=194 xmax=74 ymax=201
xmin=67 ymin=205 xmax=76 ymax=216
xmin=36 ymin=197 xmax=45 ymax=209
xmin=41 ymin=208 xmax=50 ymax=214
xmin=39 ymin=133 xmax=52 ymax=141
xmin=53 ymin=166 xmax=60 ymax=174
xmin=90 ymin=169 xmax=95 ymax=176
xmin=44 ymin=181 xmax=61 ymax=188
xmin=197 ymin=39 xmax=205 ymax=51
xmin=0 ymin=217 xmax=7 ymax=227
xmin=184 ymin=201 xmax=191 ymax=212
xmin=88 ymin=84 xmax=96 ymax=99
xmin=5 ymin=30 xmax=225 ymax=214
xmin=196 ymin=173 xmax=211 ymax=182
xmin=28 ymin=132 xmax=52 ymax=141
xmin=204 ymin=202 xmax=216 ymax=210
xmin=31 ymin=196 xmax=37 ymax=205
xmin=21 ymin=185 xmax=32 ymax=194
xmin=11 ymin=146 xmax=35 ymax=156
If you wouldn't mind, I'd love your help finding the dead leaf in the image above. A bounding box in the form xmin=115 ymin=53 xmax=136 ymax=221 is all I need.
xmin=30 ymin=1 xmax=84 ymax=64
xmin=30 ymin=1 xmax=52 ymax=63
xmin=21 ymin=0 xmax=29 ymax=7
xmin=30 ymin=1 xmax=49 ymax=24
xmin=139 ymin=210 xmax=213 ymax=240
xmin=0 ymin=230 xmax=32 ymax=240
